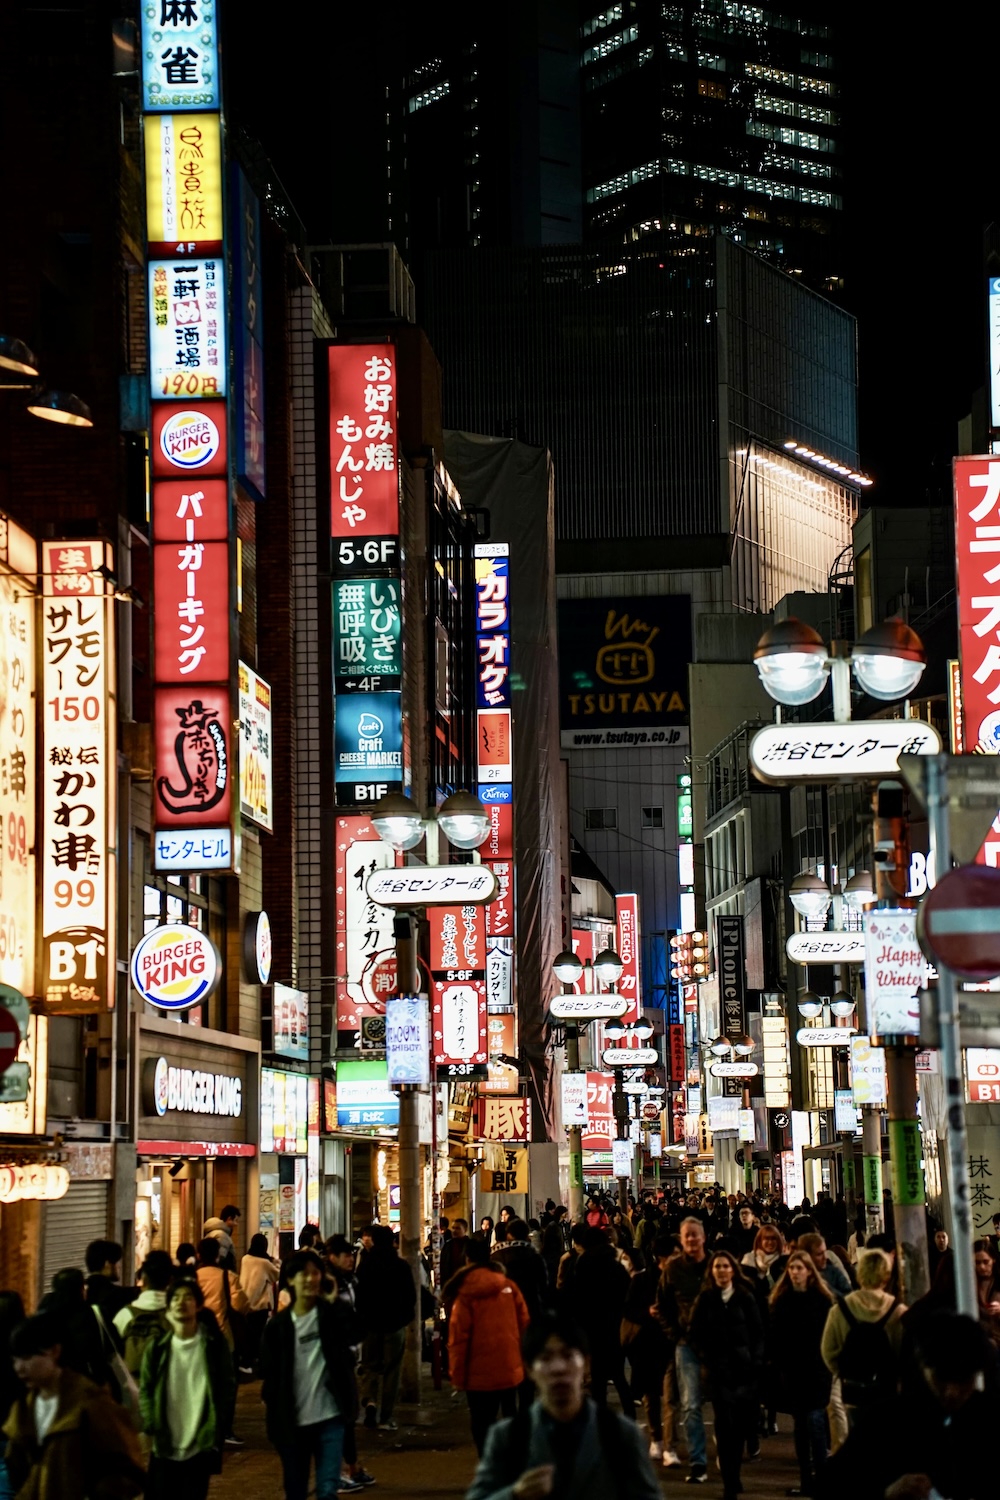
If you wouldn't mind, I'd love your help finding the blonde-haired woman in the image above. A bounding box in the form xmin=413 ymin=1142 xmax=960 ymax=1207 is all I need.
xmin=768 ymin=1251 xmax=834 ymax=1495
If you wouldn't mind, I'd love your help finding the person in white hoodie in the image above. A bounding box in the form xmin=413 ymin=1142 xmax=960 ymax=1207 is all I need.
xmin=203 ymin=1208 xmax=239 ymax=1272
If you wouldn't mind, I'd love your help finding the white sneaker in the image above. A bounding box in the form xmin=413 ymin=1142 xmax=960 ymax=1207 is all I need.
xmin=663 ymin=1450 xmax=682 ymax=1468
xmin=650 ymin=1440 xmax=664 ymax=1460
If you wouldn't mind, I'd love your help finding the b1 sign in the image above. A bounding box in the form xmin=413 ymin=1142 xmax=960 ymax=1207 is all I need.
xmin=864 ymin=908 xmax=925 ymax=1037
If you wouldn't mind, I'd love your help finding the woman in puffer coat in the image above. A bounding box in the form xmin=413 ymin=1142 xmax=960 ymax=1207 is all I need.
xmin=447 ymin=1236 xmax=530 ymax=1455
xmin=689 ymin=1250 xmax=765 ymax=1500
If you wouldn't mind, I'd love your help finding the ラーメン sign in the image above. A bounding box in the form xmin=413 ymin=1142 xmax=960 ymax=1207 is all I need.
xmin=130 ymin=924 xmax=222 ymax=1011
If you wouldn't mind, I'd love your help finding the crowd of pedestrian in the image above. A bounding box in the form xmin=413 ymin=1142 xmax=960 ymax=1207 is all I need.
xmin=2 ymin=1188 xmax=998 ymax=1500
xmin=455 ymin=1186 xmax=1000 ymax=1500
xmin=0 ymin=1210 xmax=400 ymax=1499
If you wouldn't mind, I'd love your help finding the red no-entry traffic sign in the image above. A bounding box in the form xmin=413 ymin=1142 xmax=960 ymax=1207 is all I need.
xmin=917 ymin=864 xmax=1000 ymax=981
xmin=0 ymin=1007 xmax=20 ymax=1075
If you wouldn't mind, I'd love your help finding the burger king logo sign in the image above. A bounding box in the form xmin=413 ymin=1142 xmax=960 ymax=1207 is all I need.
xmin=152 ymin=402 xmax=227 ymax=477
xmin=130 ymin=924 xmax=222 ymax=1011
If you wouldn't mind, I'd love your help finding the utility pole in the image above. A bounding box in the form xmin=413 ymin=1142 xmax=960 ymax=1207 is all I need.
xmin=613 ymin=1067 xmax=630 ymax=1212
xmin=564 ymin=1014 xmax=584 ymax=1222
xmin=395 ymin=913 xmax=423 ymax=1404
xmin=874 ymin=780 xmax=930 ymax=1303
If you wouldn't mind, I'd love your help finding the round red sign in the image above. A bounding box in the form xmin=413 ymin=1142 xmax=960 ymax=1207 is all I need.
xmin=641 ymin=1101 xmax=660 ymax=1122
xmin=918 ymin=864 xmax=1000 ymax=981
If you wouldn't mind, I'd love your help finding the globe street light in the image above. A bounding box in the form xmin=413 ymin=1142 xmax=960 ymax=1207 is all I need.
xmin=552 ymin=950 xmax=583 ymax=986
xmin=732 ymin=1035 xmax=755 ymax=1057
xmin=850 ymin=619 xmax=926 ymax=701
xmin=371 ymin=791 xmax=424 ymax=850
xmin=829 ymin=991 xmax=857 ymax=1019
xmin=797 ymin=989 xmax=823 ymax=1020
xmin=789 ymin=872 xmax=832 ymax=922
xmin=709 ymin=1036 xmax=732 ymax=1057
xmin=753 ymin=617 xmax=829 ymax=706
xmin=842 ymin=871 xmax=875 ymax=912
xmin=594 ymin=947 xmax=624 ymax=987
xmin=437 ymin=789 xmax=491 ymax=850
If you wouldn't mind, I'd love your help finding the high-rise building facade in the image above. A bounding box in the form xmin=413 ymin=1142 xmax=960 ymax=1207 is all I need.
xmin=581 ymin=0 xmax=844 ymax=286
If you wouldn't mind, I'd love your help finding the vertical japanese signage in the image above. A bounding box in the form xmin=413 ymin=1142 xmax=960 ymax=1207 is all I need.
xmin=430 ymin=905 xmax=488 ymax=1079
xmin=40 ymin=542 xmax=116 ymax=1015
xmin=144 ymin=28 xmax=236 ymax=874
xmin=232 ymin=167 xmax=266 ymax=501
xmin=335 ymin=816 xmax=396 ymax=1037
xmin=582 ymin=1071 xmax=615 ymax=1152
xmin=615 ymin=893 xmax=642 ymax=1026
xmin=140 ymin=0 xmax=219 ymax=113
xmin=956 ymin=457 xmax=1000 ymax=760
xmin=238 ymin=662 xmax=272 ymax=832
xmin=328 ymin=345 xmax=399 ymax=540
xmin=327 ymin=344 xmax=403 ymax=808
xmin=0 ymin=518 xmax=37 ymax=998
xmin=990 ymin=279 xmax=1000 ymax=431
xmin=717 ymin=914 xmax=746 ymax=1096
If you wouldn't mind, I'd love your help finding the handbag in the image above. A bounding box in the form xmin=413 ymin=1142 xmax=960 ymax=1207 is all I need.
xmin=92 ymin=1304 xmax=141 ymax=1428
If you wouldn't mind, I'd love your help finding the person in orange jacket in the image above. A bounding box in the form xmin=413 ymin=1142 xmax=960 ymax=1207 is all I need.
xmin=447 ymin=1237 xmax=530 ymax=1455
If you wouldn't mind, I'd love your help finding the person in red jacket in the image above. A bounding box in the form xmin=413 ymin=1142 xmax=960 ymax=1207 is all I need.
xmin=447 ymin=1237 xmax=530 ymax=1454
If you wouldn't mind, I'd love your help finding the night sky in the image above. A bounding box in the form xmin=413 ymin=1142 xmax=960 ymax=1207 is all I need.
xmin=225 ymin=6 xmax=994 ymax=511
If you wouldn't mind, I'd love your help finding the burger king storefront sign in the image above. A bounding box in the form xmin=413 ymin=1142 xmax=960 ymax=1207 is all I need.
xmin=131 ymin=925 xmax=222 ymax=1012
xmin=143 ymin=1056 xmax=242 ymax=1119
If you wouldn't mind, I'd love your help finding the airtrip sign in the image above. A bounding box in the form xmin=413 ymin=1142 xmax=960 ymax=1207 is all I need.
xmin=558 ymin=595 xmax=691 ymax=750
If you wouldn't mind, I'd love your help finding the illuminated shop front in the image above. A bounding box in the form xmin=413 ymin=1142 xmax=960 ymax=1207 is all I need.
xmin=134 ymin=1019 xmax=259 ymax=1264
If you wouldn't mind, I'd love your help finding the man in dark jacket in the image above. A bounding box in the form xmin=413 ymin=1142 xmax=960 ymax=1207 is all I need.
xmin=493 ymin=1219 xmax=548 ymax=1322
xmin=260 ymin=1248 xmax=360 ymax=1500
xmin=541 ymin=1207 xmax=571 ymax=1289
xmin=354 ymin=1225 xmax=417 ymax=1431
xmin=657 ymin=1216 xmax=709 ymax=1482
xmin=466 ymin=1314 xmax=660 ymax=1500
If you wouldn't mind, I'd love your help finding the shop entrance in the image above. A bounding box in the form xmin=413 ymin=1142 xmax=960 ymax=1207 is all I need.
xmin=135 ymin=1157 xmax=207 ymax=1264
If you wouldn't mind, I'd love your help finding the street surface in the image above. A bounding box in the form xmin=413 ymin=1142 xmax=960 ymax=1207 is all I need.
xmin=213 ymin=1380 xmax=801 ymax=1498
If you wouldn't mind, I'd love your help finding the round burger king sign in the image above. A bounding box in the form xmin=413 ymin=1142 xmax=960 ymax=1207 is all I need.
xmin=130 ymin=925 xmax=222 ymax=1011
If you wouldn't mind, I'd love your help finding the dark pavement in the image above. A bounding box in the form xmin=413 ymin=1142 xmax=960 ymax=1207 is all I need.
xmin=211 ymin=1378 xmax=803 ymax=1498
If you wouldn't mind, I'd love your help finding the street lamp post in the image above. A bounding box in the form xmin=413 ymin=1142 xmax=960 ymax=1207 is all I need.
xmin=754 ymin=616 xmax=930 ymax=1296
xmin=552 ymin=949 xmax=585 ymax=1221
xmin=370 ymin=789 xmax=491 ymax=1405
xmin=606 ymin=1009 xmax=653 ymax=1211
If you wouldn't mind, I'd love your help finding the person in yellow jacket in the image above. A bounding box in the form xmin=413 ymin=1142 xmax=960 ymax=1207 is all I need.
xmin=3 ymin=1312 xmax=144 ymax=1500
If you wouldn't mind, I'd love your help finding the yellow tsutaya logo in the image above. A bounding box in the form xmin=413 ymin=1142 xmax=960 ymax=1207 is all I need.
xmin=595 ymin=609 xmax=659 ymax=685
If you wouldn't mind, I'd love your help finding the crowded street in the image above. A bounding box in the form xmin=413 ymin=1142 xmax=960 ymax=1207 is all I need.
xmin=0 ymin=2 xmax=998 ymax=1498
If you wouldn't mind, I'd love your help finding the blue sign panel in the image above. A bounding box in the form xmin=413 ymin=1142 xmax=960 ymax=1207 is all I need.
xmin=231 ymin=167 xmax=266 ymax=501
xmin=477 ymin=783 xmax=513 ymax=805
xmin=334 ymin=693 xmax=403 ymax=782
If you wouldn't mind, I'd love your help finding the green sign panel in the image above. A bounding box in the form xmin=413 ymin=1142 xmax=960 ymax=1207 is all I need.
xmin=863 ymin=1151 xmax=883 ymax=1207
xmin=677 ymin=774 xmax=693 ymax=839
xmin=332 ymin=578 xmax=401 ymax=692
xmin=889 ymin=1119 xmax=925 ymax=1207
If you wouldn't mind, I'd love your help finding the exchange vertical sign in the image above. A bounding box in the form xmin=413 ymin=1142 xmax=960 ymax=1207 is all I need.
xmin=717 ymin=915 xmax=747 ymax=1097
xmin=40 ymin=542 xmax=116 ymax=1015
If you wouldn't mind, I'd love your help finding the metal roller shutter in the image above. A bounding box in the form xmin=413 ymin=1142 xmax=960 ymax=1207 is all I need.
xmin=41 ymin=1182 xmax=109 ymax=1296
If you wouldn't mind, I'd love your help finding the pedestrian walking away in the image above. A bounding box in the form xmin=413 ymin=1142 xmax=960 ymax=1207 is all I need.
xmin=355 ymin=1224 xmax=417 ymax=1431
xmin=465 ymin=1314 xmax=661 ymax=1500
xmin=448 ymin=1236 xmax=530 ymax=1454
xmin=657 ymin=1214 xmax=710 ymax=1481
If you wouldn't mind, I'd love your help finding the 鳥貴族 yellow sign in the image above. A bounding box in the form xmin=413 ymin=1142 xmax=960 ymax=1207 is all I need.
xmin=144 ymin=114 xmax=223 ymax=256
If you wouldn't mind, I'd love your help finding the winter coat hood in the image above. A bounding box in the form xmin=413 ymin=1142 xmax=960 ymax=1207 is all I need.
xmin=457 ymin=1266 xmax=513 ymax=1302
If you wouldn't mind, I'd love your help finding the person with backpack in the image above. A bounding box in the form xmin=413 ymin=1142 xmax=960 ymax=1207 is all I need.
xmin=820 ymin=1248 xmax=906 ymax=1430
xmin=139 ymin=1279 xmax=235 ymax=1500
xmin=465 ymin=1314 xmax=661 ymax=1500
xmin=239 ymin=1233 xmax=279 ymax=1374
xmin=113 ymin=1250 xmax=172 ymax=1379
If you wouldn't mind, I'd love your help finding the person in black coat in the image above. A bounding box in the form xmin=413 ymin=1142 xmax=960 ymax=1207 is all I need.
xmin=622 ymin=1237 xmax=678 ymax=1462
xmin=493 ymin=1220 xmax=548 ymax=1323
xmin=689 ymin=1251 xmax=764 ymax=1500
xmin=559 ymin=1227 xmax=634 ymax=1417
xmin=354 ymin=1225 xmax=417 ymax=1429
xmin=767 ymin=1250 xmax=835 ymax=1496
xmin=541 ymin=1207 xmax=571 ymax=1291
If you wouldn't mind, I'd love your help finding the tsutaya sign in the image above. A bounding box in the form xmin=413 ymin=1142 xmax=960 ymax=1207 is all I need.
xmin=750 ymin=720 xmax=941 ymax=784
xmin=365 ymin=865 xmax=498 ymax=908
xmin=786 ymin=932 xmax=865 ymax=965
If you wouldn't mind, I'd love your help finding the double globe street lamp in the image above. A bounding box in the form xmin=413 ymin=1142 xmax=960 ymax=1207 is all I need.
xmin=551 ymin=944 xmax=624 ymax=1219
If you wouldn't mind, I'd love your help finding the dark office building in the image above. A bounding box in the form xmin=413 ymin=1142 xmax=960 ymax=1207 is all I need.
xmin=580 ymin=0 xmax=844 ymax=287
